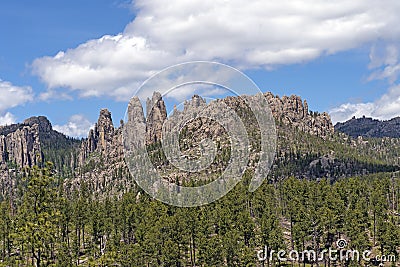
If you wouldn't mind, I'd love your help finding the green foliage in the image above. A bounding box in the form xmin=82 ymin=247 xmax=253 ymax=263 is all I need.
xmin=16 ymin=163 xmax=60 ymax=266
xmin=0 ymin=163 xmax=399 ymax=266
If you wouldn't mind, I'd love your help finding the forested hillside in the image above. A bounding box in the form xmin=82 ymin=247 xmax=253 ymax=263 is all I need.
xmin=335 ymin=116 xmax=400 ymax=138
xmin=0 ymin=165 xmax=399 ymax=266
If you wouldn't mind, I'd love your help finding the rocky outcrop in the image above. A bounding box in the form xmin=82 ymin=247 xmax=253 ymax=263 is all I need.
xmin=0 ymin=117 xmax=49 ymax=167
xmin=78 ymin=91 xmax=334 ymax=168
xmin=0 ymin=125 xmax=41 ymax=167
xmin=264 ymin=92 xmax=334 ymax=138
xmin=76 ymin=108 xmax=130 ymax=196
xmin=146 ymin=92 xmax=167 ymax=145
xmin=97 ymin=109 xmax=115 ymax=151
xmin=0 ymin=91 xmax=334 ymax=171
xmin=124 ymin=96 xmax=146 ymax=149
xmin=79 ymin=109 xmax=115 ymax=165
xmin=6 ymin=90 xmax=400 ymax=201
xmin=23 ymin=116 xmax=53 ymax=134
xmin=0 ymin=91 xmax=336 ymax=197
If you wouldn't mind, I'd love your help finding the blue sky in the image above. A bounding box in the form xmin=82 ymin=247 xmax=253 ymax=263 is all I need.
xmin=1 ymin=0 xmax=400 ymax=137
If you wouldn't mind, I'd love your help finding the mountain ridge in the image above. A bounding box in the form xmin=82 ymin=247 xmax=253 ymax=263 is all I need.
xmin=335 ymin=116 xmax=400 ymax=138
xmin=2 ymin=91 xmax=400 ymax=199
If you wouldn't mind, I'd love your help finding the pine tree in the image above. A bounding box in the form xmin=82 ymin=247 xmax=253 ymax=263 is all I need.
xmin=17 ymin=163 xmax=60 ymax=267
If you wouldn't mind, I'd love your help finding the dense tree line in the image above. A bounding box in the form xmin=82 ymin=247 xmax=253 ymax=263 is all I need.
xmin=0 ymin=164 xmax=399 ymax=266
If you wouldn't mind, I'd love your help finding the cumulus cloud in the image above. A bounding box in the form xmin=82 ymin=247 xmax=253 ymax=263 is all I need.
xmin=0 ymin=112 xmax=17 ymax=126
xmin=330 ymin=103 xmax=374 ymax=124
xmin=368 ymin=44 xmax=400 ymax=84
xmin=53 ymin=114 xmax=94 ymax=138
xmin=32 ymin=0 xmax=400 ymax=101
xmin=164 ymin=84 xmax=228 ymax=103
xmin=33 ymin=35 xmax=177 ymax=101
xmin=0 ymin=79 xmax=34 ymax=112
xmin=0 ymin=79 xmax=34 ymax=126
xmin=330 ymin=84 xmax=400 ymax=124
xmin=331 ymin=42 xmax=400 ymax=124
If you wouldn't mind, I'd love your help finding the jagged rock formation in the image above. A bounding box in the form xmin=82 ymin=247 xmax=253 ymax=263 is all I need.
xmin=0 ymin=125 xmax=41 ymax=167
xmin=146 ymin=92 xmax=167 ymax=145
xmin=142 ymin=92 xmax=334 ymax=145
xmin=76 ymin=108 xmax=130 ymax=196
xmin=265 ymin=93 xmax=333 ymax=138
xmin=2 ymin=91 xmax=399 ymax=201
xmin=73 ymin=92 xmax=337 ymax=193
xmin=79 ymin=92 xmax=334 ymax=159
xmin=0 ymin=116 xmax=81 ymax=198
xmin=0 ymin=116 xmax=54 ymax=167
xmin=80 ymin=109 xmax=116 ymax=165
xmin=80 ymin=91 xmax=333 ymax=169
xmin=335 ymin=116 xmax=400 ymax=138
xmin=124 ymin=96 xmax=146 ymax=149
xmin=97 ymin=109 xmax=115 ymax=151
xmin=2 ymin=91 xmax=376 ymax=198
xmin=0 ymin=116 xmax=80 ymax=169
xmin=0 ymin=116 xmax=79 ymax=164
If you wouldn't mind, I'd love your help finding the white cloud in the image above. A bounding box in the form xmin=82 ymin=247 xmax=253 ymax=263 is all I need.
xmin=0 ymin=112 xmax=16 ymax=126
xmin=331 ymin=42 xmax=400 ymax=124
xmin=165 ymin=84 xmax=228 ymax=103
xmin=33 ymin=35 xmax=179 ymax=101
xmin=329 ymin=103 xmax=374 ymax=124
xmin=0 ymin=79 xmax=34 ymax=112
xmin=368 ymin=44 xmax=400 ymax=84
xmin=373 ymin=85 xmax=400 ymax=118
xmin=0 ymin=79 xmax=34 ymax=126
xmin=32 ymin=0 xmax=400 ymax=101
xmin=330 ymin=84 xmax=400 ymax=124
xmin=53 ymin=114 xmax=94 ymax=138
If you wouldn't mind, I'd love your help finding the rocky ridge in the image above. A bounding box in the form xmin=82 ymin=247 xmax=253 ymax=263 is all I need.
xmin=0 ymin=91 xmax=349 ymax=197
xmin=73 ymin=92 xmax=335 ymax=194
xmin=264 ymin=92 xmax=333 ymax=138
xmin=0 ymin=116 xmax=53 ymax=168
xmin=78 ymin=92 xmax=335 ymax=166
xmin=0 ymin=116 xmax=81 ymax=197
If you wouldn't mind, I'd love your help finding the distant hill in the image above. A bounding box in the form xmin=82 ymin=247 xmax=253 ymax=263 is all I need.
xmin=335 ymin=116 xmax=400 ymax=138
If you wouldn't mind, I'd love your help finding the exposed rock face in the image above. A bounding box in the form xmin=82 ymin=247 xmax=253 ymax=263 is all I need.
xmin=335 ymin=116 xmax=400 ymax=138
xmin=23 ymin=116 xmax=53 ymax=133
xmin=0 ymin=91 xmax=336 ymax=197
xmin=1 ymin=91 xmax=399 ymax=202
xmin=124 ymin=96 xmax=146 ymax=149
xmin=264 ymin=92 xmax=334 ymax=138
xmin=79 ymin=92 xmax=334 ymax=166
xmin=129 ymin=96 xmax=146 ymax=124
xmin=0 ymin=120 xmax=43 ymax=199
xmin=0 ymin=125 xmax=41 ymax=167
xmin=0 ymin=115 xmax=81 ymax=199
xmin=0 ymin=117 xmax=49 ymax=167
xmin=146 ymin=92 xmax=167 ymax=145
xmin=76 ymin=108 xmax=130 ymax=196
xmin=72 ymin=92 xmax=336 ymax=194
xmin=79 ymin=109 xmax=115 ymax=165
xmin=97 ymin=109 xmax=115 ymax=151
